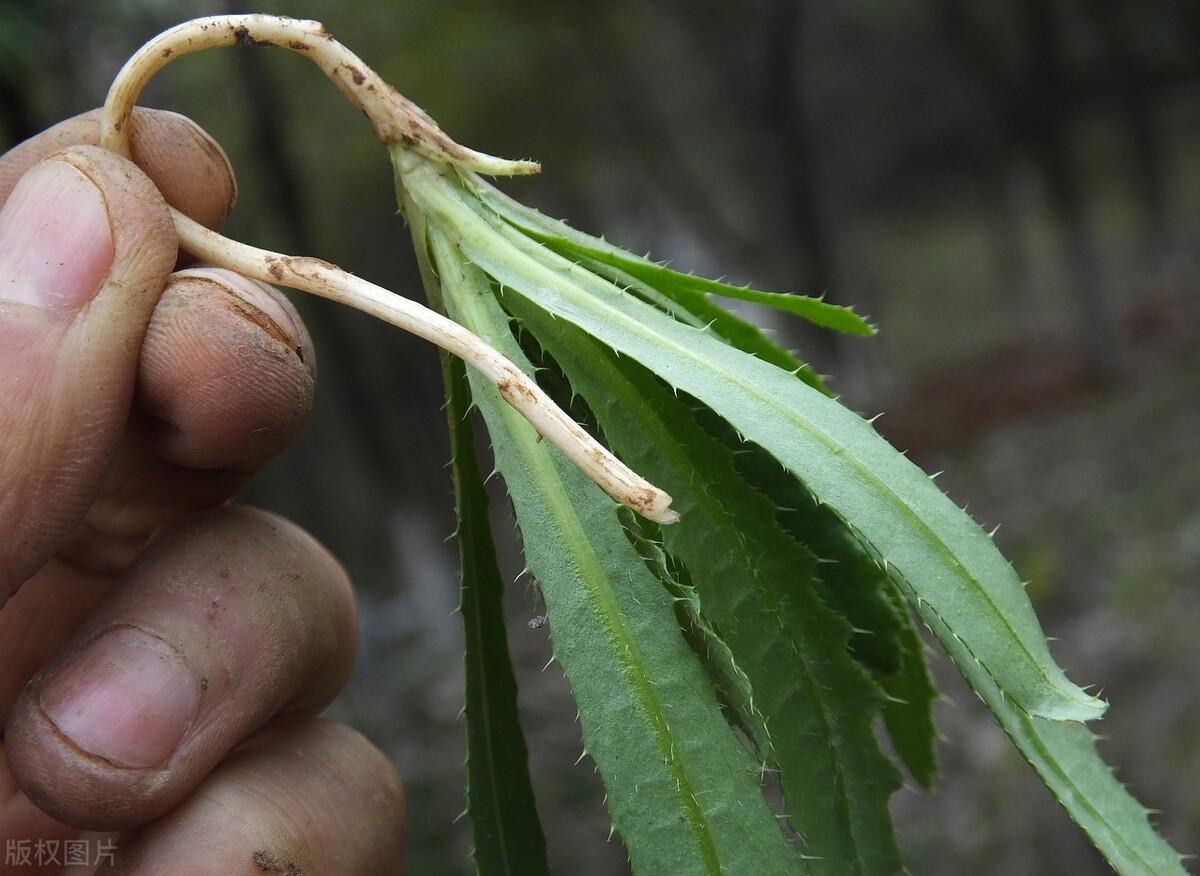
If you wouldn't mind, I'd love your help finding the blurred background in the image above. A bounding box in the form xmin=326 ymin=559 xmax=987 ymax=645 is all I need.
xmin=2 ymin=0 xmax=1198 ymax=872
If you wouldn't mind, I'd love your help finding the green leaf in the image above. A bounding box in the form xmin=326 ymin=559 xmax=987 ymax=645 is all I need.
xmin=875 ymin=583 xmax=939 ymax=790
xmin=537 ymin=233 xmax=874 ymax=335
xmin=465 ymin=174 xmax=874 ymax=336
xmin=968 ymin=644 xmax=1186 ymax=875
xmin=694 ymin=409 xmax=905 ymax=675
xmin=466 ymin=175 xmax=831 ymax=392
xmin=576 ymin=255 xmax=832 ymax=394
xmin=406 ymin=164 xmax=1104 ymax=727
xmin=706 ymin=427 xmax=938 ymax=788
xmin=445 ymin=355 xmax=550 ymax=876
xmin=507 ymin=297 xmax=903 ymax=875
xmin=429 ymin=227 xmax=808 ymax=876
xmin=620 ymin=514 xmax=774 ymax=756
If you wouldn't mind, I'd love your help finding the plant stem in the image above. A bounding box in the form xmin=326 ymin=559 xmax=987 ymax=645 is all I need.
xmin=97 ymin=14 xmax=677 ymax=524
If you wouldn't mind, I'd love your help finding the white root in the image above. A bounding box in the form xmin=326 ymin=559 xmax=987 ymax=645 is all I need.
xmin=99 ymin=14 xmax=678 ymax=525
xmin=177 ymin=214 xmax=679 ymax=524
xmin=101 ymin=15 xmax=539 ymax=176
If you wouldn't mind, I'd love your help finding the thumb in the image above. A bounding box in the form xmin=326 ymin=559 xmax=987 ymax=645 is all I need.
xmin=0 ymin=145 xmax=177 ymax=604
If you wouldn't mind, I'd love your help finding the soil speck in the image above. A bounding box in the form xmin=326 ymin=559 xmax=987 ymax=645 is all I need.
xmin=253 ymin=850 xmax=304 ymax=875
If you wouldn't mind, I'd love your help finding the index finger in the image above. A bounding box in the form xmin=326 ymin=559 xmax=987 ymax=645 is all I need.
xmin=0 ymin=107 xmax=237 ymax=235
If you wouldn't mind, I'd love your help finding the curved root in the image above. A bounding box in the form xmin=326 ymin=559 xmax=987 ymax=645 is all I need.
xmin=98 ymin=14 xmax=678 ymax=525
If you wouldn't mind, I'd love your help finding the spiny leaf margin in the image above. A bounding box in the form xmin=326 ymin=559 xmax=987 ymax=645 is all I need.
xmin=713 ymin=429 xmax=938 ymax=789
xmin=444 ymin=354 xmax=551 ymax=876
xmin=465 ymin=174 xmax=874 ymax=336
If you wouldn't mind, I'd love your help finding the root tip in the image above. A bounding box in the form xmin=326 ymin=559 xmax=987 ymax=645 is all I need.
xmin=652 ymin=507 xmax=681 ymax=526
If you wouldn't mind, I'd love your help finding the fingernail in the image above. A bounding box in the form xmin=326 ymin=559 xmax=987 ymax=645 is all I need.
xmin=0 ymin=160 xmax=114 ymax=309
xmin=39 ymin=627 xmax=201 ymax=769
xmin=177 ymin=266 xmax=312 ymax=375
xmin=226 ymin=275 xmax=302 ymax=341
xmin=179 ymin=266 xmax=302 ymax=341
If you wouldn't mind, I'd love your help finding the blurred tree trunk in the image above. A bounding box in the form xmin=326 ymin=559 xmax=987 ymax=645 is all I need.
xmin=567 ymin=7 xmax=765 ymax=270
xmin=761 ymin=0 xmax=843 ymax=373
xmin=1018 ymin=0 xmax=1117 ymax=376
xmin=937 ymin=0 xmax=1118 ymax=376
xmin=979 ymin=172 xmax=1035 ymax=326
xmin=567 ymin=0 xmax=850 ymax=376
xmin=231 ymin=43 xmax=314 ymax=254
xmin=0 ymin=75 xmax=37 ymax=146
xmin=934 ymin=0 xmax=1036 ymax=329
xmin=1089 ymin=0 xmax=1170 ymax=259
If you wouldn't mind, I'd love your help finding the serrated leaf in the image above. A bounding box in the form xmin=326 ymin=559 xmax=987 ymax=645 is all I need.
xmin=429 ymin=228 xmax=808 ymax=876
xmin=706 ymin=427 xmax=937 ymax=787
xmin=507 ymin=297 xmax=903 ymax=875
xmin=444 ymin=355 xmax=550 ymax=876
xmin=536 ymin=233 xmax=874 ymax=335
xmin=466 ymin=176 xmax=831 ymax=392
xmin=697 ymin=410 xmax=907 ymax=676
xmin=465 ymin=174 xmax=874 ymax=336
xmin=689 ymin=318 xmax=1177 ymax=865
xmin=406 ymin=165 xmax=1104 ymax=726
xmin=402 ymin=159 xmax=1184 ymax=875
xmin=875 ymin=582 xmax=939 ymax=790
xmin=621 ymin=514 xmax=774 ymax=756
xmin=957 ymin=624 xmax=1186 ymax=875
xmin=576 ymin=255 xmax=832 ymax=394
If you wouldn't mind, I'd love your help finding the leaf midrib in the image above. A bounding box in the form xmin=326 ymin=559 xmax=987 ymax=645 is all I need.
xmin=441 ymin=242 xmax=722 ymax=874
xmin=538 ymin=322 xmax=883 ymax=874
xmin=495 ymin=386 xmax=722 ymax=874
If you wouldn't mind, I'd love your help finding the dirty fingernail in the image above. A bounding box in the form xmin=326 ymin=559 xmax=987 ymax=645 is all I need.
xmin=39 ymin=627 xmax=201 ymax=769
xmin=179 ymin=266 xmax=301 ymax=344
xmin=0 ymin=160 xmax=114 ymax=309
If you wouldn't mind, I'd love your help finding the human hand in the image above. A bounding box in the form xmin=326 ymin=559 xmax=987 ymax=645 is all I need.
xmin=0 ymin=110 xmax=405 ymax=875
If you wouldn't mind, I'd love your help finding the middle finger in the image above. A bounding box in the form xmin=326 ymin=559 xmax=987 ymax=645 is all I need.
xmin=57 ymin=267 xmax=316 ymax=577
xmin=0 ymin=268 xmax=316 ymax=717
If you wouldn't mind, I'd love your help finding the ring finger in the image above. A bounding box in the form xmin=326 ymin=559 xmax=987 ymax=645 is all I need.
xmin=5 ymin=506 xmax=357 ymax=831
